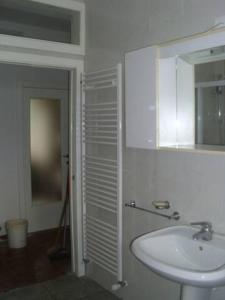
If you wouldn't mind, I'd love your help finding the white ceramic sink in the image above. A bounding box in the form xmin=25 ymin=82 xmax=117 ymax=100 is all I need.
xmin=131 ymin=225 xmax=225 ymax=300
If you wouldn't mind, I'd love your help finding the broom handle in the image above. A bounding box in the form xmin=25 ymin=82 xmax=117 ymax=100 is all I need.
xmin=51 ymin=168 xmax=70 ymax=247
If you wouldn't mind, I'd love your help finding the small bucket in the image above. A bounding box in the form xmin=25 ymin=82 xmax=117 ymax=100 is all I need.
xmin=5 ymin=219 xmax=28 ymax=249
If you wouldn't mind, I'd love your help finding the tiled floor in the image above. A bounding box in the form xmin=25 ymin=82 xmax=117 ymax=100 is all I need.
xmin=0 ymin=274 xmax=121 ymax=300
xmin=0 ymin=229 xmax=70 ymax=292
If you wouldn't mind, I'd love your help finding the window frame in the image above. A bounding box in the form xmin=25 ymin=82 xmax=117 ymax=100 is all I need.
xmin=0 ymin=0 xmax=85 ymax=56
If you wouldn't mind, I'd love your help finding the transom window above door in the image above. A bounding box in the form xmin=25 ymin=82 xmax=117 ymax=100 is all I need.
xmin=0 ymin=0 xmax=85 ymax=55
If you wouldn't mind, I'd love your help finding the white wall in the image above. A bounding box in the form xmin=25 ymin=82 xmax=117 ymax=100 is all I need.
xmin=0 ymin=64 xmax=68 ymax=236
xmin=85 ymin=1 xmax=225 ymax=300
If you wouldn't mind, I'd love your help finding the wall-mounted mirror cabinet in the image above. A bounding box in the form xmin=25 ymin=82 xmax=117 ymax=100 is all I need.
xmin=125 ymin=29 xmax=225 ymax=153
xmin=159 ymin=30 xmax=225 ymax=152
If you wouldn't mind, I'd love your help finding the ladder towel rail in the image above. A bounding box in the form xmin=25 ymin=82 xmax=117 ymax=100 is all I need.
xmin=82 ymin=64 xmax=123 ymax=282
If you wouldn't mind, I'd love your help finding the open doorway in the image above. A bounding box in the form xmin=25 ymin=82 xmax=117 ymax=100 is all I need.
xmin=0 ymin=63 xmax=73 ymax=291
xmin=23 ymin=86 xmax=69 ymax=232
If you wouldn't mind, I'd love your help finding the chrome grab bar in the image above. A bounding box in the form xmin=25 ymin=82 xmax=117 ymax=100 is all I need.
xmin=125 ymin=201 xmax=180 ymax=220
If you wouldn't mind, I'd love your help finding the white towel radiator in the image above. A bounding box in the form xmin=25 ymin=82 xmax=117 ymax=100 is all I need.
xmin=81 ymin=64 xmax=123 ymax=283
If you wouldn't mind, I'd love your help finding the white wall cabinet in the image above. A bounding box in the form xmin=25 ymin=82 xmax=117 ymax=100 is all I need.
xmin=126 ymin=29 xmax=225 ymax=153
xmin=125 ymin=46 xmax=158 ymax=149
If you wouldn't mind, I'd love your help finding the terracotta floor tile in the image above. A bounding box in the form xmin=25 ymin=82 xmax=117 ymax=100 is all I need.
xmin=0 ymin=230 xmax=70 ymax=292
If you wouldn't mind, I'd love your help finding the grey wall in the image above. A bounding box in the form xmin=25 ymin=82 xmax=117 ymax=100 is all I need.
xmin=0 ymin=64 xmax=68 ymax=235
xmin=85 ymin=1 xmax=225 ymax=300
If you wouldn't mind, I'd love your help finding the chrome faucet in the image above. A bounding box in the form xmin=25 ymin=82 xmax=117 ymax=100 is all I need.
xmin=190 ymin=222 xmax=213 ymax=241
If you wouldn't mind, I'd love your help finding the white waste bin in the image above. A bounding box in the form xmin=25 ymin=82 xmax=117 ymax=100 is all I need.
xmin=5 ymin=219 xmax=28 ymax=249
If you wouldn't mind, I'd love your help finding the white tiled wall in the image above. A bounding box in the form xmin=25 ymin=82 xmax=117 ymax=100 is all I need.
xmin=85 ymin=0 xmax=225 ymax=299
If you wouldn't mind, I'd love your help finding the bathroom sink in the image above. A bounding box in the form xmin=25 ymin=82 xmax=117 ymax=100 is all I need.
xmin=131 ymin=225 xmax=225 ymax=288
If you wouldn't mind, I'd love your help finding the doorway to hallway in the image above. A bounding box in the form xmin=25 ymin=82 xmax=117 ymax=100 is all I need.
xmin=0 ymin=63 xmax=72 ymax=291
xmin=22 ymin=86 xmax=69 ymax=233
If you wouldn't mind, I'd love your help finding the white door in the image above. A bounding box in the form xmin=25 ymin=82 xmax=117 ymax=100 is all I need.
xmin=23 ymin=87 xmax=69 ymax=232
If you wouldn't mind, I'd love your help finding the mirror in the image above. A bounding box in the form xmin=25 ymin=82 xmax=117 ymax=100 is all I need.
xmin=177 ymin=46 xmax=225 ymax=149
xmin=195 ymin=61 xmax=225 ymax=146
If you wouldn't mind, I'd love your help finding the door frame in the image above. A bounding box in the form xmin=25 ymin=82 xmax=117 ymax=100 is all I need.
xmin=0 ymin=44 xmax=85 ymax=277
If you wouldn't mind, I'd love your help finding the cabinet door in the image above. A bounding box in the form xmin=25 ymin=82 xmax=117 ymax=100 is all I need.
xmin=125 ymin=46 xmax=158 ymax=149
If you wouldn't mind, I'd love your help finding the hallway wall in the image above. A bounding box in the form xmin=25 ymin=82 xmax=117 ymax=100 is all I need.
xmin=84 ymin=1 xmax=225 ymax=299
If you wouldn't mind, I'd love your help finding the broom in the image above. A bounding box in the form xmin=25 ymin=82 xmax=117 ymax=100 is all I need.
xmin=47 ymin=169 xmax=70 ymax=260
